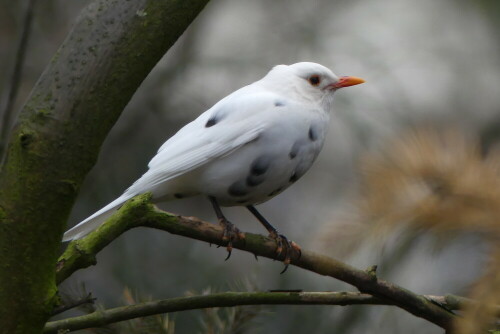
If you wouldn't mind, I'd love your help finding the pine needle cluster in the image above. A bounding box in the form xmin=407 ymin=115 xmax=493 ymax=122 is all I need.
xmin=358 ymin=127 xmax=499 ymax=333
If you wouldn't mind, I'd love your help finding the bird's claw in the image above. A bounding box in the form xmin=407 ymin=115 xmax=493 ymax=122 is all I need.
xmin=269 ymin=232 xmax=301 ymax=273
xmin=219 ymin=218 xmax=245 ymax=260
xmin=290 ymin=241 xmax=302 ymax=259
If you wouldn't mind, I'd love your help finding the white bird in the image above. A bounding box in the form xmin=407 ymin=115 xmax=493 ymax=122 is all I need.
xmin=64 ymin=62 xmax=364 ymax=267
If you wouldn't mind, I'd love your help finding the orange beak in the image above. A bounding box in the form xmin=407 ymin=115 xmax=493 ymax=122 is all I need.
xmin=330 ymin=76 xmax=365 ymax=89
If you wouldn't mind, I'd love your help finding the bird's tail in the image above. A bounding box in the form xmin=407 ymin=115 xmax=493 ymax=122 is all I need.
xmin=63 ymin=194 xmax=134 ymax=241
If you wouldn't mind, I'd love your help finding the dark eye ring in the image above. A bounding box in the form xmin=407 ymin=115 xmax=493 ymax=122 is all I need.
xmin=308 ymin=75 xmax=321 ymax=86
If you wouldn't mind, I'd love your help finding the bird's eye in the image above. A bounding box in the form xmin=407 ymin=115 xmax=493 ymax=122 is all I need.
xmin=308 ymin=75 xmax=321 ymax=87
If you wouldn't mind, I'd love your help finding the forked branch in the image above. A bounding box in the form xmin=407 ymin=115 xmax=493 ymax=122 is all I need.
xmin=45 ymin=291 xmax=473 ymax=333
xmin=57 ymin=194 xmax=456 ymax=331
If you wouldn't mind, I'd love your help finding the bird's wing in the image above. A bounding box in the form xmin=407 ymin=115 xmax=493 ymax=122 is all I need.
xmin=124 ymin=90 xmax=279 ymax=195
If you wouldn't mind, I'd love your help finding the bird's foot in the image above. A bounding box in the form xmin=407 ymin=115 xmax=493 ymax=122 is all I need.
xmin=218 ymin=218 xmax=245 ymax=260
xmin=268 ymin=231 xmax=302 ymax=273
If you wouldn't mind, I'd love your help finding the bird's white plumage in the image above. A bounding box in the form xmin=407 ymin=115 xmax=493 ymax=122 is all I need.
xmin=64 ymin=62 xmax=358 ymax=241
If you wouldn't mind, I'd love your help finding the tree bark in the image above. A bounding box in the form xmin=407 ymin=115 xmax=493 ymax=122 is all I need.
xmin=0 ymin=0 xmax=209 ymax=332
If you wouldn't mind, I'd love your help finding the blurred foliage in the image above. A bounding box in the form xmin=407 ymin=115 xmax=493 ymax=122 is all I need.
xmin=186 ymin=281 xmax=268 ymax=334
xmin=357 ymin=127 xmax=500 ymax=333
xmin=100 ymin=287 xmax=176 ymax=334
xmin=56 ymin=280 xmax=267 ymax=333
xmin=360 ymin=128 xmax=500 ymax=233
xmin=56 ymin=285 xmax=176 ymax=334
xmin=58 ymin=282 xmax=97 ymax=315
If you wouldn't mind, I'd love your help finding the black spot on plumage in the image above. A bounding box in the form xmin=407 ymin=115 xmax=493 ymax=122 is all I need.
xmin=308 ymin=125 xmax=318 ymax=141
xmin=205 ymin=117 xmax=217 ymax=127
xmin=274 ymin=101 xmax=285 ymax=107
xmin=289 ymin=141 xmax=303 ymax=159
xmin=268 ymin=187 xmax=284 ymax=197
xmin=206 ymin=106 xmax=230 ymax=128
xmin=228 ymin=181 xmax=248 ymax=197
xmin=294 ymin=163 xmax=309 ymax=180
xmin=174 ymin=193 xmax=184 ymax=199
xmin=289 ymin=172 xmax=299 ymax=183
xmin=246 ymin=174 xmax=264 ymax=187
xmin=250 ymin=155 xmax=271 ymax=176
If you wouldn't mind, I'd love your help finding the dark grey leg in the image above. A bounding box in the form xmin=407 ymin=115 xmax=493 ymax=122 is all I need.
xmin=208 ymin=196 xmax=244 ymax=260
xmin=246 ymin=205 xmax=301 ymax=273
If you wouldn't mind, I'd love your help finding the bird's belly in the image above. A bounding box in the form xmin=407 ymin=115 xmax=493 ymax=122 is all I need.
xmin=198 ymin=134 xmax=322 ymax=206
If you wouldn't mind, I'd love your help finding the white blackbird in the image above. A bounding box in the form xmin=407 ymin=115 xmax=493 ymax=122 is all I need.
xmin=64 ymin=62 xmax=364 ymax=270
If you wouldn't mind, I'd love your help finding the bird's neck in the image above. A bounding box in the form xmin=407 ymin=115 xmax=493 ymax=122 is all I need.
xmin=320 ymin=93 xmax=336 ymax=113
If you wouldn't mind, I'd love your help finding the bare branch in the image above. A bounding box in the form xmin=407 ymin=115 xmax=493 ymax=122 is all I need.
xmin=44 ymin=291 xmax=486 ymax=333
xmin=58 ymin=194 xmax=456 ymax=331
xmin=51 ymin=293 xmax=96 ymax=316
xmin=426 ymin=294 xmax=500 ymax=318
xmin=42 ymin=291 xmax=395 ymax=333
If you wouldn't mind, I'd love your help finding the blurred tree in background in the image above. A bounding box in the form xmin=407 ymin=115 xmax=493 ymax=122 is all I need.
xmin=0 ymin=0 xmax=499 ymax=333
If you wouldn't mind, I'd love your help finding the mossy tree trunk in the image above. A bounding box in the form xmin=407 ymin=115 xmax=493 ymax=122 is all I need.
xmin=0 ymin=0 xmax=209 ymax=332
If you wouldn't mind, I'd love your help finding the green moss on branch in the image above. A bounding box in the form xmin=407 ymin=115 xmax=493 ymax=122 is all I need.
xmin=56 ymin=194 xmax=456 ymax=331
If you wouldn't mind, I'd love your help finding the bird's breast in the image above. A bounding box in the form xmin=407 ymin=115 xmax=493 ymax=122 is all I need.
xmin=197 ymin=117 xmax=327 ymax=206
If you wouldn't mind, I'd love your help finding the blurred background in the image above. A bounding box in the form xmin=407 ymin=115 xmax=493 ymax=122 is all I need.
xmin=1 ymin=0 xmax=500 ymax=333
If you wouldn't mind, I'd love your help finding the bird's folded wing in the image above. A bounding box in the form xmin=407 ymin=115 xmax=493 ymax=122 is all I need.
xmin=124 ymin=91 xmax=277 ymax=195
xmin=129 ymin=124 xmax=263 ymax=193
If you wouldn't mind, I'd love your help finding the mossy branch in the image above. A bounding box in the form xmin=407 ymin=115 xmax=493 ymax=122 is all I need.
xmin=57 ymin=194 xmax=456 ymax=331
xmin=45 ymin=291 xmax=473 ymax=333
xmin=42 ymin=291 xmax=382 ymax=333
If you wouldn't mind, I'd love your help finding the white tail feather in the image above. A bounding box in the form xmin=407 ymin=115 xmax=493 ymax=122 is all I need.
xmin=63 ymin=194 xmax=134 ymax=241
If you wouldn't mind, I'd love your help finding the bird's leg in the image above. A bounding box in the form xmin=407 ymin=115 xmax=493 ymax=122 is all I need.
xmin=246 ymin=205 xmax=301 ymax=273
xmin=208 ymin=196 xmax=245 ymax=260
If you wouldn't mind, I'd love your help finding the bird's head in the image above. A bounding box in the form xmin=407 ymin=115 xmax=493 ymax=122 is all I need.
xmin=265 ymin=62 xmax=365 ymax=110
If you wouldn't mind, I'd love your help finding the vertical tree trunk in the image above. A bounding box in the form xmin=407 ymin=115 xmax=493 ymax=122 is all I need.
xmin=0 ymin=0 xmax=209 ymax=332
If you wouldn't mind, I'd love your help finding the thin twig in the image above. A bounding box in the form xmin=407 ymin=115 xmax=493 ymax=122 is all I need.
xmin=0 ymin=0 xmax=37 ymax=163
xmin=51 ymin=293 xmax=96 ymax=316
xmin=57 ymin=194 xmax=456 ymax=331
xmin=426 ymin=294 xmax=500 ymax=317
xmin=44 ymin=291 xmax=488 ymax=333
xmin=41 ymin=291 xmax=400 ymax=333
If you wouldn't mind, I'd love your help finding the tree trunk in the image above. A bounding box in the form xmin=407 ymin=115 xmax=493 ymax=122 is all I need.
xmin=0 ymin=0 xmax=209 ymax=332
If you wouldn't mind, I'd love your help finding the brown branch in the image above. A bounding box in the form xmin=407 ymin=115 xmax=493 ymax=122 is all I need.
xmin=426 ymin=294 xmax=500 ymax=318
xmin=57 ymin=194 xmax=456 ymax=331
xmin=44 ymin=291 xmax=485 ymax=333
xmin=41 ymin=291 xmax=430 ymax=333
xmin=51 ymin=293 xmax=96 ymax=316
